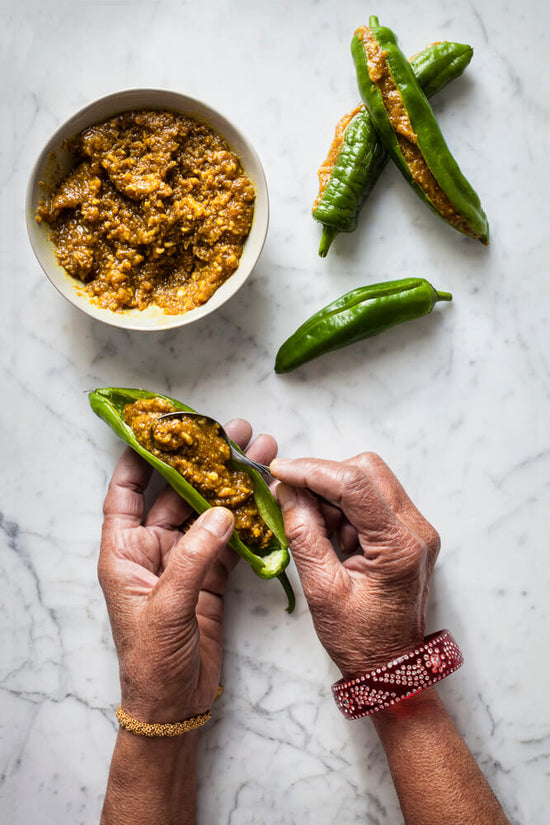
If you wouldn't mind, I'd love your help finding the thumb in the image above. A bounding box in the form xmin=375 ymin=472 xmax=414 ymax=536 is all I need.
xmin=277 ymin=484 xmax=348 ymax=607
xmin=159 ymin=507 xmax=235 ymax=615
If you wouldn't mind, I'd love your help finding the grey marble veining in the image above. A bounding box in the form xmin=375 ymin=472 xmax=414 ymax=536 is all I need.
xmin=2 ymin=0 xmax=550 ymax=822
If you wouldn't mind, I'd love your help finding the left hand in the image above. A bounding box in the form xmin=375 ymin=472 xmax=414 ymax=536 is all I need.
xmin=98 ymin=419 xmax=278 ymax=723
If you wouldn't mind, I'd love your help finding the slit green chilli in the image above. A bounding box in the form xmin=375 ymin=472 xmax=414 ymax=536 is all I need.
xmin=89 ymin=387 xmax=294 ymax=612
xmin=275 ymin=278 xmax=452 ymax=373
xmin=351 ymin=17 xmax=489 ymax=243
xmin=313 ymin=40 xmax=474 ymax=256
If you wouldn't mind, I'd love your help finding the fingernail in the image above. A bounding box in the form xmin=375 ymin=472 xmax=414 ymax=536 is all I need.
xmin=202 ymin=508 xmax=234 ymax=538
xmin=276 ymin=483 xmax=296 ymax=510
xmin=270 ymin=458 xmax=290 ymax=476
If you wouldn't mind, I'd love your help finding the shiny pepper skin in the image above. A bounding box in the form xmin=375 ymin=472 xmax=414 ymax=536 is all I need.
xmin=351 ymin=16 xmax=489 ymax=243
xmin=313 ymin=41 xmax=474 ymax=256
xmin=275 ymin=278 xmax=452 ymax=373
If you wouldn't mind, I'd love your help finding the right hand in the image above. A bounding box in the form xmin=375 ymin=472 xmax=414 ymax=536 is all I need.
xmin=270 ymin=453 xmax=441 ymax=679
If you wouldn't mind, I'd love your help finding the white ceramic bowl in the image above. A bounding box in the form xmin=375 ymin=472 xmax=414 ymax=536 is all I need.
xmin=26 ymin=89 xmax=269 ymax=331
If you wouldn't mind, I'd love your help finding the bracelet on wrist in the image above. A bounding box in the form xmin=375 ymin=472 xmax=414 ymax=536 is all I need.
xmin=116 ymin=686 xmax=223 ymax=737
xmin=332 ymin=630 xmax=463 ymax=720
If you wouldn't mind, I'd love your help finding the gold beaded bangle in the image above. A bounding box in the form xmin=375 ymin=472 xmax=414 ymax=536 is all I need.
xmin=116 ymin=686 xmax=223 ymax=738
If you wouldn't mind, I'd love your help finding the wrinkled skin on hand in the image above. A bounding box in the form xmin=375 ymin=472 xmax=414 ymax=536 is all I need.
xmin=98 ymin=419 xmax=278 ymax=722
xmin=271 ymin=453 xmax=440 ymax=678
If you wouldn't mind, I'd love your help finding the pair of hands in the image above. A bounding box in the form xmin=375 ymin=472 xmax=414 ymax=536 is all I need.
xmin=99 ymin=419 xmax=440 ymax=722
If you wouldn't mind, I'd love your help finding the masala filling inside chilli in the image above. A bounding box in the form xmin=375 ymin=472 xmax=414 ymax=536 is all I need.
xmin=358 ymin=27 xmax=475 ymax=238
xmin=36 ymin=110 xmax=255 ymax=314
xmin=123 ymin=397 xmax=273 ymax=551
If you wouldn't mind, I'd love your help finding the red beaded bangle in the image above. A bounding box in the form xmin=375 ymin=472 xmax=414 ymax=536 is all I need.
xmin=332 ymin=629 xmax=463 ymax=719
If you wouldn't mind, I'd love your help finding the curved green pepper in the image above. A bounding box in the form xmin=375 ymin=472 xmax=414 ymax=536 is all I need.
xmin=314 ymin=41 xmax=474 ymax=257
xmin=89 ymin=387 xmax=295 ymax=612
xmin=275 ymin=278 xmax=451 ymax=373
xmin=351 ymin=17 xmax=489 ymax=243
xmin=313 ymin=105 xmax=386 ymax=257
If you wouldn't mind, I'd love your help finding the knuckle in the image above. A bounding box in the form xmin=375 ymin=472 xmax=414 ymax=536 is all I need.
xmin=426 ymin=526 xmax=441 ymax=556
xmin=371 ymin=526 xmax=427 ymax=577
xmin=350 ymin=451 xmax=384 ymax=473
xmin=362 ymin=450 xmax=384 ymax=467
xmin=409 ymin=536 xmax=427 ymax=564
xmin=398 ymin=533 xmax=429 ymax=576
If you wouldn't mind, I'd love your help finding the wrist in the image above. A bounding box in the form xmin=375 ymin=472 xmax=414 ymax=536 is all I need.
xmin=101 ymin=729 xmax=199 ymax=825
xmin=332 ymin=630 xmax=463 ymax=720
xmin=337 ymin=628 xmax=425 ymax=679
xmin=117 ymin=725 xmax=201 ymax=755
xmin=119 ymin=691 xmax=204 ymax=725
xmin=371 ymin=685 xmax=443 ymax=730
xmin=119 ymin=671 xmax=209 ymax=723
xmin=118 ymin=694 xmax=214 ymax=727
xmin=118 ymin=678 xmax=223 ymax=733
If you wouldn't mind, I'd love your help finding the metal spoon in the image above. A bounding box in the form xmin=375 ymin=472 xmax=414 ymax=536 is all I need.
xmin=150 ymin=411 xmax=341 ymax=510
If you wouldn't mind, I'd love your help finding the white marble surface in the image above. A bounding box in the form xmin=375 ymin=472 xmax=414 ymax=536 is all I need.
xmin=2 ymin=0 xmax=549 ymax=822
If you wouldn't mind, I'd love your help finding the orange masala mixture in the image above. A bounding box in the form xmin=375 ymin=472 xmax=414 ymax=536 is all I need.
xmin=36 ymin=110 xmax=255 ymax=313
xmin=356 ymin=26 xmax=476 ymax=238
xmin=124 ymin=397 xmax=273 ymax=551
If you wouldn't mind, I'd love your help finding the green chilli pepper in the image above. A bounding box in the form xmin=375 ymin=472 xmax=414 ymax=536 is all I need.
xmin=275 ymin=278 xmax=451 ymax=373
xmin=351 ymin=17 xmax=489 ymax=244
xmin=89 ymin=387 xmax=294 ymax=612
xmin=314 ymin=40 xmax=474 ymax=257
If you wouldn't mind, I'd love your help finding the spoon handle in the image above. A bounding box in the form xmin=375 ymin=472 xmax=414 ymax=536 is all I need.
xmin=234 ymin=453 xmax=277 ymax=485
xmin=235 ymin=452 xmax=341 ymax=511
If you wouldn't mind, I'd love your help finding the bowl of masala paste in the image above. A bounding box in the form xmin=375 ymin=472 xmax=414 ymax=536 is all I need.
xmin=26 ymin=89 xmax=269 ymax=330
